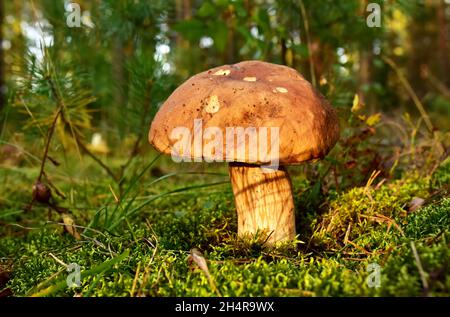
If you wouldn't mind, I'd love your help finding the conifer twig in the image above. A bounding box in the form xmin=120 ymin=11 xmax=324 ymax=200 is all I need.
xmin=37 ymin=107 xmax=62 ymax=182
xmin=46 ymin=76 xmax=118 ymax=182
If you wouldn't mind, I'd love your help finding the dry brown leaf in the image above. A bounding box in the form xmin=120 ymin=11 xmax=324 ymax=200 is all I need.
xmin=188 ymin=248 xmax=211 ymax=279
xmin=188 ymin=248 xmax=222 ymax=296
xmin=62 ymin=214 xmax=81 ymax=240
xmin=408 ymin=197 xmax=426 ymax=212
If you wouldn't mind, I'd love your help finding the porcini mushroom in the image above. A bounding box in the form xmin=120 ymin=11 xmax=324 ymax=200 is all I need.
xmin=149 ymin=60 xmax=339 ymax=245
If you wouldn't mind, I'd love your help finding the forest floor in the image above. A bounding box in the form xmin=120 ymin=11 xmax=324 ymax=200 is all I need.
xmin=0 ymin=151 xmax=449 ymax=297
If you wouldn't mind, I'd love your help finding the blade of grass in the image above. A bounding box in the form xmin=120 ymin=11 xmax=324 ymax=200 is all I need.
xmin=107 ymin=181 xmax=229 ymax=231
xmin=120 ymin=154 xmax=162 ymax=199
xmin=105 ymin=155 xmax=161 ymax=228
xmin=107 ymin=171 xmax=227 ymax=230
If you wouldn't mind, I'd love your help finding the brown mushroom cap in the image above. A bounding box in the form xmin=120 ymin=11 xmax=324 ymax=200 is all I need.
xmin=149 ymin=60 xmax=339 ymax=164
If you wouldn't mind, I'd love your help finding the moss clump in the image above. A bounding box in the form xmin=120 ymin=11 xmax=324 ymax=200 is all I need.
xmin=432 ymin=157 xmax=450 ymax=188
xmin=314 ymin=174 xmax=429 ymax=251
xmin=404 ymin=198 xmax=450 ymax=240
xmin=375 ymin=233 xmax=450 ymax=296
xmin=1 ymin=155 xmax=449 ymax=297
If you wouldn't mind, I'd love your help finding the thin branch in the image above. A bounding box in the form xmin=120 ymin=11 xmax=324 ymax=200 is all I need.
xmin=73 ymin=136 xmax=118 ymax=181
xmin=37 ymin=108 xmax=62 ymax=182
xmin=382 ymin=55 xmax=434 ymax=134
xmin=421 ymin=65 xmax=450 ymax=98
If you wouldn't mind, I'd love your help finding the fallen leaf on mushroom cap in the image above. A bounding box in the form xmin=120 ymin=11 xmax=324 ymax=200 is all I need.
xmin=62 ymin=214 xmax=81 ymax=240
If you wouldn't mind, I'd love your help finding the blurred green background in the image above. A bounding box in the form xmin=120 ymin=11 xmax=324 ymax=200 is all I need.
xmin=0 ymin=0 xmax=449 ymax=297
xmin=1 ymin=0 xmax=449 ymax=147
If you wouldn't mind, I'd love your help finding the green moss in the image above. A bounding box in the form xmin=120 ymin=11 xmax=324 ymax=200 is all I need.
xmin=315 ymin=174 xmax=429 ymax=251
xmin=405 ymin=198 xmax=450 ymax=239
xmin=376 ymin=234 xmax=450 ymax=296
xmin=432 ymin=157 xmax=450 ymax=187
xmin=1 ymin=157 xmax=449 ymax=297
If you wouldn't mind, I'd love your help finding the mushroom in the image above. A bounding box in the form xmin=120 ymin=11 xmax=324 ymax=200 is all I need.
xmin=149 ymin=60 xmax=339 ymax=245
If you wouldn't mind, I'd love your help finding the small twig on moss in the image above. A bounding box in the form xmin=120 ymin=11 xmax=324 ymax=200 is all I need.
xmin=48 ymin=253 xmax=68 ymax=268
xmin=410 ymin=241 xmax=430 ymax=295
xmin=130 ymin=262 xmax=141 ymax=297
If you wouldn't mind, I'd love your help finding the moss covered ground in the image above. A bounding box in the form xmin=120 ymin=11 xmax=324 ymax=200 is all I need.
xmin=0 ymin=153 xmax=449 ymax=297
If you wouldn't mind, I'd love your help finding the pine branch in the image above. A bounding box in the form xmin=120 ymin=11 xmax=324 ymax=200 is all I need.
xmin=46 ymin=75 xmax=119 ymax=182
xmin=37 ymin=107 xmax=62 ymax=182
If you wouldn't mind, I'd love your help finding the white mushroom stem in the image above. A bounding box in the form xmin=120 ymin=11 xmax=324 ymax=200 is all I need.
xmin=228 ymin=163 xmax=296 ymax=244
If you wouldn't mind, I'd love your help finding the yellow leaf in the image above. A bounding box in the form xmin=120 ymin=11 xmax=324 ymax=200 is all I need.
xmin=366 ymin=113 xmax=381 ymax=126
xmin=351 ymin=94 xmax=363 ymax=113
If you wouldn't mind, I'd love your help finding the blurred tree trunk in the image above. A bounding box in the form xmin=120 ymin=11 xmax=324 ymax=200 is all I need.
xmin=408 ymin=21 xmax=428 ymax=98
xmin=437 ymin=0 xmax=449 ymax=86
xmin=175 ymin=0 xmax=191 ymax=45
xmin=280 ymin=37 xmax=287 ymax=65
xmin=225 ymin=9 xmax=236 ymax=64
xmin=357 ymin=0 xmax=373 ymax=109
xmin=111 ymin=34 xmax=131 ymax=137
xmin=174 ymin=0 xmax=193 ymax=76
xmin=0 ymin=0 xmax=4 ymax=112
xmin=359 ymin=50 xmax=373 ymax=110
